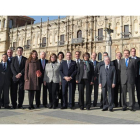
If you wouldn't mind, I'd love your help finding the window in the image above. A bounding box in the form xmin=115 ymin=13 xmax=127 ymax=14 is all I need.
xmin=42 ymin=37 xmax=46 ymax=47
xmin=13 ymin=42 xmax=17 ymax=48
xmin=9 ymin=19 xmax=13 ymax=29
xmin=77 ymin=30 xmax=82 ymax=38
xmin=98 ymin=52 xmax=102 ymax=60
xmin=124 ymin=25 xmax=129 ymax=38
xmin=98 ymin=28 xmax=103 ymax=40
xmin=27 ymin=40 xmax=30 ymax=46
xmin=60 ymin=35 xmax=64 ymax=45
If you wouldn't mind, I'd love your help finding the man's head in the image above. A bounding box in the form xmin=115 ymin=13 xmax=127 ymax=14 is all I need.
xmin=75 ymin=51 xmax=81 ymax=59
xmin=16 ymin=47 xmax=23 ymax=56
xmin=2 ymin=54 xmax=8 ymax=62
xmin=104 ymin=56 xmax=110 ymax=65
xmin=66 ymin=52 xmax=72 ymax=60
xmin=116 ymin=52 xmax=122 ymax=60
xmin=7 ymin=49 xmax=13 ymax=58
xmin=57 ymin=52 xmax=64 ymax=60
xmin=130 ymin=48 xmax=136 ymax=57
xmin=123 ymin=49 xmax=130 ymax=58
xmin=40 ymin=51 xmax=46 ymax=59
xmin=103 ymin=52 xmax=108 ymax=57
xmin=91 ymin=52 xmax=97 ymax=60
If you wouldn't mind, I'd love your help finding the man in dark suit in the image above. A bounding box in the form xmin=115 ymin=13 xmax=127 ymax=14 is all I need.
xmin=112 ymin=52 xmax=122 ymax=107
xmin=130 ymin=48 xmax=140 ymax=107
xmin=11 ymin=47 xmax=27 ymax=109
xmin=99 ymin=56 xmax=116 ymax=111
xmin=2 ymin=49 xmax=13 ymax=106
xmin=60 ymin=52 xmax=77 ymax=109
xmin=0 ymin=54 xmax=12 ymax=109
xmin=97 ymin=52 xmax=114 ymax=108
xmin=90 ymin=52 xmax=99 ymax=107
xmin=75 ymin=51 xmax=82 ymax=106
xmin=36 ymin=51 xmax=48 ymax=108
xmin=118 ymin=49 xmax=136 ymax=111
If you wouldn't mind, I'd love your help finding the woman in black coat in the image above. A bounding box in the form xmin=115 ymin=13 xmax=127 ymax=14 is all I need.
xmin=76 ymin=52 xmax=94 ymax=110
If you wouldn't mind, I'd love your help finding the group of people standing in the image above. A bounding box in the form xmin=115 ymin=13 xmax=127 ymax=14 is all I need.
xmin=0 ymin=47 xmax=139 ymax=111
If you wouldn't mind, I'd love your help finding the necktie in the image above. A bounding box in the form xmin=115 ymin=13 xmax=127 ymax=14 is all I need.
xmin=125 ymin=58 xmax=128 ymax=67
xmin=18 ymin=57 xmax=21 ymax=65
xmin=67 ymin=61 xmax=70 ymax=68
xmin=106 ymin=66 xmax=108 ymax=73
xmin=42 ymin=60 xmax=45 ymax=69
xmin=3 ymin=63 xmax=6 ymax=71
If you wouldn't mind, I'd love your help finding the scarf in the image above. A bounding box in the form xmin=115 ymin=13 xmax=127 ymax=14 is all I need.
xmin=83 ymin=60 xmax=90 ymax=72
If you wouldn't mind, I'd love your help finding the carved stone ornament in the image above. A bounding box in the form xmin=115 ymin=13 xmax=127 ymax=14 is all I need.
xmin=123 ymin=16 xmax=129 ymax=23
xmin=97 ymin=19 xmax=104 ymax=26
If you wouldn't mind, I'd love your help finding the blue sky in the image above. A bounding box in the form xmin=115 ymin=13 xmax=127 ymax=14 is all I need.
xmin=29 ymin=16 xmax=66 ymax=23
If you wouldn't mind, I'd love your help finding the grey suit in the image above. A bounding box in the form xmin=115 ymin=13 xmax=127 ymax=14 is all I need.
xmin=0 ymin=62 xmax=12 ymax=107
xmin=99 ymin=65 xmax=116 ymax=110
xmin=118 ymin=57 xmax=136 ymax=109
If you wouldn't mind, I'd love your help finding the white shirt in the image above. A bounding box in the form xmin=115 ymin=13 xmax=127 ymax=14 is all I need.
xmin=105 ymin=65 xmax=110 ymax=69
xmin=117 ymin=59 xmax=119 ymax=64
xmin=18 ymin=56 xmax=22 ymax=64
xmin=76 ymin=59 xmax=80 ymax=63
xmin=67 ymin=60 xmax=71 ymax=68
xmin=131 ymin=56 xmax=137 ymax=59
xmin=2 ymin=61 xmax=7 ymax=69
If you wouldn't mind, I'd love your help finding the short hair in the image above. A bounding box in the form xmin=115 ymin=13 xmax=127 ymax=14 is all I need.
xmin=82 ymin=52 xmax=90 ymax=59
xmin=40 ymin=51 xmax=46 ymax=55
xmin=75 ymin=51 xmax=81 ymax=55
xmin=57 ymin=52 xmax=64 ymax=58
xmin=104 ymin=56 xmax=110 ymax=60
xmin=66 ymin=52 xmax=72 ymax=55
xmin=116 ymin=52 xmax=122 ymax=56
xmin=49 ymin=53 xmax=57 ymax=63
xmin=17 ymin=47 xmax=23 ymax=51
xmin=130 ymin=48 xmax=136 ymax=52
xmin=92 ymin=52 xmax=97 ymax=56
xmin=2 ymin=53 xmax=8 ymax=57
xmin=7 ymin=49 xmax=13 ymax=53
xmin=124 ymin=49 xmax=130 ymax=54
xmin=103 ymin=52 xmax=108 ymax=56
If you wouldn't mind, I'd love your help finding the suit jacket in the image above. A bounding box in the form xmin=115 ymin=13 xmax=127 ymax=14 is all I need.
xmin=118 ymin=57 xmax=136 ymax=85
xmin=136 ymin=58 xmax=140 ymax=80
xmin=38 ymin=59 xmax=48 ymax=83
xmin=59 ymin=60 xmax=77 ymax=82
xmin=76 ymin=61 xmax=94 ymax=83
xmin=99 ymin=65 xmax=116 ymax=88
xmin=44 ymin=62 xmax=61 ymax=83
xmin=0 ymin=62 xmax=12 ymax=86
xmin=11 ymin=56 xmax=27 ymax=82
xmin=90 ymin=60 xmax=99 ymax=79
xmin=112 ymin=59 xmax=121 ymax=83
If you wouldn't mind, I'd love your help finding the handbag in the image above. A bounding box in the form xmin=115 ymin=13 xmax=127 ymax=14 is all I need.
xmin=36 ymin=70 xmax=42 ymax=77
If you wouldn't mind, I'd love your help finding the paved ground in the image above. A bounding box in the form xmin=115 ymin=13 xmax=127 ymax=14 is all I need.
xmin=0 ymin=87 xmax=140 ymax=124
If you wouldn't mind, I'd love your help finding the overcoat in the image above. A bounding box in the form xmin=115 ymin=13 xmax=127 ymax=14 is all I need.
xmin=24 ymin=59 xmax=40 ymax=90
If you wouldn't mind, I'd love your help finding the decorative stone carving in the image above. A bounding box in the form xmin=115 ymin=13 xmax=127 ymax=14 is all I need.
xmin=123 ymin=16 xmax=129 ymax=23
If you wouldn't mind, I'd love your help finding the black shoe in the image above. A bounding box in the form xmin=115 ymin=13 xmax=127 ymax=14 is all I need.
xmin=36 ymin=105 xmax=40 ymax=108
xmin=0 ymin=106 xmax=1 ymax=109
xmin=93 ymin=103 xmax=97 ymax=107
xmin=114 ymin=104 xmax=118 ymax=108
xmin=13 ymin=106 xmax=17 ymax=109
xmin=53 ymin=105 xmax=56 ymax=109
xmin=31 ymin=106 xmax=35 ymax=109
xmin=80 ymin=107 xmax=84 ymax=110
xmin=100 ymin=105 xmax=103 ymax=109
xmin=5 ymin=106 xmax=12 ymax=109
xmin=49 ymin=105 xmax=52 ymax=109
xmin=130 ymin=108 xmax=136 ymax=111
xmin=28 ymin=107 xmax=32 ymax=110
xmin=122 ymin=107 xmax=127 ymax=111
xmin=43 ymin=105 xmax=47 ymax=108
xmin=109 ymin=108 xmax=113 ymax=112
xmin=102 ymin=108 xmax=108 ymax=111
xmin=86 ymin=107 xmax=90 ymax=110
xmin=18 ymin=106 xmax=24 ymax=109
xmin=61 ymin=107 xmax=67 ymax=109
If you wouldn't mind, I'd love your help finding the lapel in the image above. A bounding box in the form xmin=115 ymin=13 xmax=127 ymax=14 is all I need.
xmin=128 ymin=57 xmax=131 ymax=68
xmin=16 ymin=56 xmax=20 ymax=67
xmin=69 ymin=60 xmax=74 ymax=69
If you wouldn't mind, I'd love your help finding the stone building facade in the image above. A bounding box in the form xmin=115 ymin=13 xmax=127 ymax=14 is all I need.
xmin=1 ymin=16 xmax=140 ymax=60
